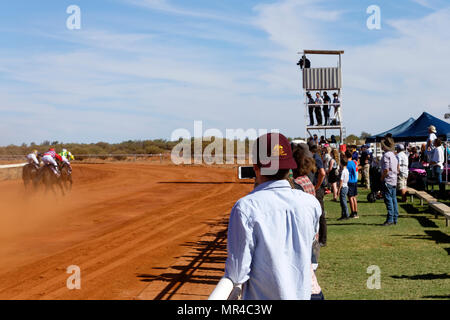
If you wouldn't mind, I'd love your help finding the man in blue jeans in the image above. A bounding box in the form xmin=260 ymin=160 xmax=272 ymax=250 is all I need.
xmin=380 ymin=137 xmax=399 ymax=226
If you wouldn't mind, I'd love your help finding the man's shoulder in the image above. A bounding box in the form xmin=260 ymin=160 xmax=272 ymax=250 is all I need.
xmin=235 ymin=185 xmax=320 ymax=211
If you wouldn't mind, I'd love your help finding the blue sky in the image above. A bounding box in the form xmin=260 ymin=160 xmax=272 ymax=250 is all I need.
xmin=1 ymin=0 xmax=450 ymax=145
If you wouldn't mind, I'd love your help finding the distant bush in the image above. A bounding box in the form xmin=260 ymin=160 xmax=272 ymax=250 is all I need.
xmin=0 ymin=137 xmax=261 ymax=160
xmin=0 ymin=139 xmax=175 ymax=157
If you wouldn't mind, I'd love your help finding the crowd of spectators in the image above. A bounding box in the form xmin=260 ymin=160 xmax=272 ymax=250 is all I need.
xmin=223 ymin=127 xmax=448 ymax=300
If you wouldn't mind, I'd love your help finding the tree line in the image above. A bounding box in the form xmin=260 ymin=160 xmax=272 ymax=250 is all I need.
xmin=0 ymin=132 xmax=370 ymax=158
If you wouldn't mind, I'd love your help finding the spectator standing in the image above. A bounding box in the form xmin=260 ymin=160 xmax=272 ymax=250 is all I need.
xmin=314 ymin=92 xmax=323 ymax=126
xmin=352 ymin=147 xmax=359 ymax=162
xmin=291 ymin=144 xmax=324 ymax=300
xmin=327 ymin=148 xmax=340 ymax=201
xmin=426 ymin=125 xmax=437 ymax=151
xmin=430 ymin=138 xmax=445 ymax=197
xmin=380 ymin=137 xmax=399 ymax=226
xmin=307 ymin=92 xmax=315 ymax=126
xmin=396 ymin=144 xmax=409 ymax=202
xmin=426 ymin=125 xmax=437 ymax=162
xmin=313 ymin=134 xmax=319 ymax=145
xmin=308 ymin=140 xmax=328 ymax=246
xmin=323 ymin=146 xmax=332 ymax=171
xmin=420 ymin=143 xmax=428 ymax=163
xmin=322 ymin=92 xmax=331 ymax=125
xmin=345 ymin=150 xmax=359 ymax=218
xmin=332 ymin=93 xmax=341 ymax=124
xmin=225 ymin=133 xmax=321 ymax=300
xmin=292 ymin=144 xmax=316 ymax=194
xmin=360 ymin=145 xmax=372 ymax=190
xmin=337 ymin=157 xmax=349 ymax=220
xmin=329 ymin=135 xmax=337 ymax=148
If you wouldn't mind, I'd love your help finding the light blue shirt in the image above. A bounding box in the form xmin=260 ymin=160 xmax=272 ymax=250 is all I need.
xmin=224 ymin=180 xmax=321 ymax=300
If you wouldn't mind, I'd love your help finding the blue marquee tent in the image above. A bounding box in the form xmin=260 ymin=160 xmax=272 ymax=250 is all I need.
xmin=366 ymin=112 xmax=450 ymax=143
xmin=392 ymin=112 xmax=450 ymax=142
xmin=365 ymin=117 xmax=415 ymax=143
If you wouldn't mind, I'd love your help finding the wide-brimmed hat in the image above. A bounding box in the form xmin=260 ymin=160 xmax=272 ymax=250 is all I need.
xmin=428 ymin=125 xmax=437 ymax=133
xmin=253 ymin=133 xmax=297 ymax=170
xmin=381 ymin=137 xmax=395 ymax=151
xmin=294 ymin=142 xmax=313 ymax=158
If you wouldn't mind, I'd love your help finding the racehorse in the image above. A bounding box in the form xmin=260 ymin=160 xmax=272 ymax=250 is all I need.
xmin=59 ymin=161 xmax=73 ymax=192
xmin=40 ymin=165 xmax=65 ymax=196
xmin=22 ymin=163 xmax=40 ymax=191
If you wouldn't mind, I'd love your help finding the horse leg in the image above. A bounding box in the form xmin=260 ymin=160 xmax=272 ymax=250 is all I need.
xmin=56 ymin=177 xmax=65 ymax=197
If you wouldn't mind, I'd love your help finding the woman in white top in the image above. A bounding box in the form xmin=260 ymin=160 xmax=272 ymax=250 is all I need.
xmin=430 ymin=138 xmax=445 ymax=196
xmin=426 ymin=125 xmax=437 ymax=162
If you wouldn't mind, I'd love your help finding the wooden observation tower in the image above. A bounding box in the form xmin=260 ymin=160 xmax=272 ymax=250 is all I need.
xmin=298 ymin=49 xmax=345 ymax=144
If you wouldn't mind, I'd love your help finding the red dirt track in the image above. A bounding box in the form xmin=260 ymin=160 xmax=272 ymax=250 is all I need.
xmin=0 ymin=163 xmax=252 ymax=299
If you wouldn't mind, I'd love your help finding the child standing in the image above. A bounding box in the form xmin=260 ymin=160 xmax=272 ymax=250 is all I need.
xmin=338 ymin=157 xmax=350 ymax=220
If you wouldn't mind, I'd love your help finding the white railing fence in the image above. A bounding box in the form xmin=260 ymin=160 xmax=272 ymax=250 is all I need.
xmin=0 ymin=163 xmax=26 ymax=169
xmin=208 ymin=277 xmax=242 ymax=300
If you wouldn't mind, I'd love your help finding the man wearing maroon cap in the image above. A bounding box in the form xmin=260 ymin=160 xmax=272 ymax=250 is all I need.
xmin=224 ymin=133 xmax=322 ymax=300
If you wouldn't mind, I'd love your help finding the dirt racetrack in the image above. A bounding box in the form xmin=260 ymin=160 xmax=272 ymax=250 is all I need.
xmin=0 ymin=163 xmax=252 ymax=299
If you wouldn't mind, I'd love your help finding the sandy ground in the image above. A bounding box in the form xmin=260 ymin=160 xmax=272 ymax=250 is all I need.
xmin=0 ymin=163 xmax=253 ymax=299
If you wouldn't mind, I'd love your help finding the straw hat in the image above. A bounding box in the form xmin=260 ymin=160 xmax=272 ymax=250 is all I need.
xmin=381 ymin=137 xmax=395 ymax=151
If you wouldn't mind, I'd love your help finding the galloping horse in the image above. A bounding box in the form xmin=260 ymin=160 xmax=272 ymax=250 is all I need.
xmin=22 ymin=163 xmax=40 ymax=190
xmin=40 ymin=165 xmax=65 ymax=196
xmin=59 ymin=161 xmax=73 ymax=192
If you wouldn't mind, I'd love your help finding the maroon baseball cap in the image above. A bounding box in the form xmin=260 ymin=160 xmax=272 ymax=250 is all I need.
xmin=253 ymin=132 xmax=297 ymax=171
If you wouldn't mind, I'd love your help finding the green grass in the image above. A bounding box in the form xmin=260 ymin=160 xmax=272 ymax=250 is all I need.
xmin=316 ymin=187 xmax=450 ymax=300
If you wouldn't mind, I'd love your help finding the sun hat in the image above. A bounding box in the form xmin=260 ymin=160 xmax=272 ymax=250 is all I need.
xmin=253 ymin=133 xmax=297 ymax=170
xmin=294 ymin=142 xmax=313 ymax=158
xmin=428 ymin=125 xmax=437 ymax=133
xmin=381 ymin=137 xmax=395 ymax=151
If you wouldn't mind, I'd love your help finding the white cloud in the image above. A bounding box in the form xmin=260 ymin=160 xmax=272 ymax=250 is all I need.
xmin=411 ymin=0 xmax=434 ymax=9
xmin=124 ymin=0 xmax=250 ymax=25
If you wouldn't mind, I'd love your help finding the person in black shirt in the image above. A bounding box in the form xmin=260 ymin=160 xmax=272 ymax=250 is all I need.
xmin=322 ymin=92 xmax=331 ymax=125
xmin=314 ymin=92 xmax=323 ymax=126
xmin=297 ymin=55 xmax=311 ymax=69
xmin=306 ymin=92 xmax=315 ymax=125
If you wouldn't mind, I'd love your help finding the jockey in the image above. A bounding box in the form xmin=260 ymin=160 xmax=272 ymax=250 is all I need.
xmin=59 ymin=148 xmax=75 ymax=161
xmin=59 ymin=148 xmax=74 ymax=172
xmin=26 ymin=150 xmax=40 ymax=169
xmin=42 ymin=148 xmax=62 ymax=176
